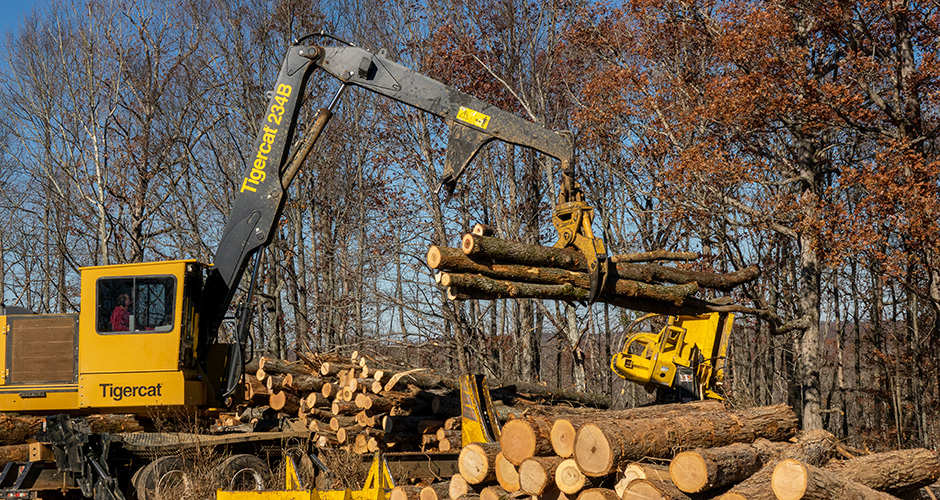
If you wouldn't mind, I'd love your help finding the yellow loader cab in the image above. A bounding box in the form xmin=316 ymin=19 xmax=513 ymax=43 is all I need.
xmin=0 ymin=260 xmax=225 ymax=414
xmin=611 ymin=312 xmax=734 ymax=401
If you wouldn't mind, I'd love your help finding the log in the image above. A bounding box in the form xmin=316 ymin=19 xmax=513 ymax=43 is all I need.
xmin=499 ymin=416 xmax=554 ymax=465
xmin=321 ymin=362 xmax=359 ymax=377
xmin=472 ymin=224 xmax=495 ymax=236
xmin=321 ymin=383 xmax=338 ymax=399
xmin=611 ymin=250 xmax=699 ymax=263
xmin=771 ymin=459 xmax=900 ymax=500
xmin=615 ymin=463 xmax=670 ymax=498
xmin=391 ymin=485 xmax=423 ymax=500
xmin=433 ymin=256 xmax=699 ymax=304
xmin=495 ymin=452 xmax=520 ymax=492
xmin=459 ymin=442 xmax=501 ymax=484
xmin=284 ymin=373 xmax=326 ymax=393
xmin=260 ymin=357 xmax=315 ymax=378
xmin=479 ymin=485 xmax=523 ymax=500
xmin=574 ymin=404 xmax=798 ymax=476
xmin=576 ymin=489 xmax=620 ymax=500
xmin=461 ymin=234 xmax=587 ymax=270
xmin=0 ymin=415 xmax=43 ymax=445
xmin=518 ymin=456 xmax=564 ymax=495
xmin=421 ymin=483 xmax=452 ymax=500
xmin=669 ymin=439 xmax=788 ymax=493
xmin=555 ymin=458 xmax=603 ymax=495
xmin=613 ymin=262 xmax=759 ymax=292
xmin=86 ymin=414 xmax=144 ymax=433
xmin=268 ymin=391 xmax=300 ymax=415
xmin=264 ymin=374 xmax=286 ymax=392
xmin=244 ymin=375 xmax=270 ymax=405
xmin=444 ymin=274 xmax=592 ymax=302
xmin=330 ymin=415 xmax=357 ymax=431
xmin=821 ymin=448 xmax=940 ymax=493
xmin=0 ymin=444 xmax=29 ymax=466
xmin=621 ymin=479 xmax=692 ymax=500
xmin=449 ymin=473 xmax=488 ymax=500
xmin=719 ymin=428 xmax=835 ymax=500
xmin=552 ymin=400 xmax=724 ymax=457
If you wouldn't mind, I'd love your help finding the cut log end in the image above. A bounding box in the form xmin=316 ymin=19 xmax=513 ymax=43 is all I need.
xmin=495 ymin=452 xmax=520 ymax=492
xmin=669 ymin=451 xmax=708 ymax=493
xmin=576 ymin=489 xmax=619 ymax=500
xmin=771 ymin=459 xmax=808 ymax=500
xmin=555 ymin=459 xmax=586 ymax=495
xmin=573 ymin=424 xmax=611 ymax=477
xmin=500 ymin=419 xmax=537 ymax=465
xmin=428 ymin=246 xmax=443 ymax=269
xmin=458 ymin=443 xmax=498 ymax=484
xmin=551 ymin=419 xmax=576 ymax=458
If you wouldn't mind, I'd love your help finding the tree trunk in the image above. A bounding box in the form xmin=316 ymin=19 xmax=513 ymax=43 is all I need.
xmin=574 ymin=405 xmax=798 ymax=476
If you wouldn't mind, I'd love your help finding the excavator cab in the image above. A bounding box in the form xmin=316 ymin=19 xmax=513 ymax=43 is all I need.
xmin=610 ymin=312 xmax=734 ymax=401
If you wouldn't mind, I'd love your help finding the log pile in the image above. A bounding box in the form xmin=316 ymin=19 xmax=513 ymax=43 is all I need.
xmin=427 ymin=228 xmax=760 ymax=315
xmin=433 ymin=400 xmax=940 ymax=500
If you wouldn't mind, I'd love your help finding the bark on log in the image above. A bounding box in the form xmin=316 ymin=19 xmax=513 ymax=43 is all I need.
xmin=260 ymin=357 xmax=315 ymax=378
xmin=0 ymin=444 xmax=29 ymax=466
xmin=459 ymin=442 xmax=501 ymax=484
xmin=611 ymin=251 xmax=699 ymax=263
xmin=472 ymin=224 xmax=495 ymax=236
xmin=244 ymin=375 xmax=270 ymax=405
xmin=0 ymin=415 xmax=43 ymax=445
xmin=518 ymin=456 xmax=564 ymax=495
xmin=461 ymin=234 xmax=587 ymax=270
xmin=718 ymin=429 xmax=835 ymax=500
xmin=495 ymin=452 xmax=520 ymax=492
xmin=821 ymin=448 xmax=940 ymax=493
xmin=669 ymin=439 xmax=787 ymax=493
xmin=321 ymin=362 xmax=359 ymax=377
xmin=552 ymin=400 xmax=724 ymax=457
xmin=499 ymin=416 xmax=554 ymax=465
xmin=574 ymin=404 xmax=798 ymax=476
xmin=621 ymin=479 xmax=692 ymax=500
xmin=613 ymin=262 xmax=759 ymax=292
xmin=772 ymin=459 xmax=901 ymax=500
xmin=479 ymin=485 xmax=525 ymax=500
xmin=576 ymin=489 xmax=620 ymax=500
xmin=86 ymin=414 xmax=144 ymax=433
xmin=284 ymin=373 xmax=326 ymax=393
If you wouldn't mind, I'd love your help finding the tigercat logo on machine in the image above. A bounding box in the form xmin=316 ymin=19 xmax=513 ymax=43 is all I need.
xmin=241 ymin=83 xmax=293 ymax=193
xmin=100 ymin=383 xmax=163 ymax=401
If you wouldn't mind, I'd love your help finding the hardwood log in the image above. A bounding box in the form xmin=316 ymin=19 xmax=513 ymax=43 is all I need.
xmin=574 ymin=404 xmax=798 ymax=476
xmin=772 ymin=459 xmax=900 ymax=500
xmin=621 ymin=479 xmax=692 ymax=500
xmin=432 ymin=255 xmax=699 ymax=304
xmin=719 ymin=429 xmax=835 ymax=500
xmin=421 ymin=483 xmax=452 ymax=500
xmin=615 ymin=463 xmax=670 ymax=498
xmin=479 ymin=485 xmax=525 ymax=500
xmin=321 ymin=383 xmax=338 ymax=399
xmin=284 ymin=373 xmax=326 ymax=393
xmin=821 ymin=448 xmax=940 ymax=493
xmin=552 ymin=400 xmax=724 ymax=457
xmin=518 ymin=456 xmax=564 ymax=495
xmin=265 ymin=374 xmax=286 ymax=393
xmin=576 ymin=488 xmax=620 ymax=500
xmin=321 ymin=362 xmax=359 ymax=377
xmin=611 ymin=251 xmax=699 ymax=263
xmin=494 ymin=452 xmax=520 ymax=492
xmin=244 ymin=375 xmax=270 ymax=405
xmin=260 ymin=357 xmax=315 ymax=378
xmin=0 ymin=444 xmax=29 ymax=466
xmin=330 ymin=415 xmax=357 ymax=431
xmin=0 ymin=415 xmax=42 ymax=445
xmin=499 ymin=416 xmax=554 ymax=465
xmin=449 ymin=473 xmax=488 ymax=500
xmin=472 ymin=224 xmax=495 ymax=236
xmin=459 ymin=442 xmax=501 ymax=484
xmin=669 ymin=439 xmax=787 ymax=493
xmin=86 ymin=414 xmax=143 ymax=433
xmin=461 ymin=234 xmax=587 ymax=270
xmin=555 ymin=458 xmax=603 ymax=495
xmin=613 ymin=262 xmax=759 ymax=292
xmin=391 ymin=485 xmax=423 ymax=500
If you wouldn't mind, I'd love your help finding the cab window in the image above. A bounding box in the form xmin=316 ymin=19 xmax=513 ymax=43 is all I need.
xmin=97 ymin=276 xmax=176 ymax=333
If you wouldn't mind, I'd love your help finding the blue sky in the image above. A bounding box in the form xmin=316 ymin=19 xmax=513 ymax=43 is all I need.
xmin=0 ymin=0 xmax=37 ymax=42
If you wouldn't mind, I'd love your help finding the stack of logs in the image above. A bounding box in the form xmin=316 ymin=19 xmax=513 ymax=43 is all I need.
xmin=238 ymin=352 xmax=475 ymax=454
xmin=427 ymin=225 xmax=760 ymax=316
xmin=420 ymin=400 xmax=940 ymax=500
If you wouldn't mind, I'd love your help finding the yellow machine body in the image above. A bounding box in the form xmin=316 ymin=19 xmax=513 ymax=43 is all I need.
xmin=216 ymin=453 xmax=395 ymax=500
xmin=610 ymin=312 xmax=734 ymax=400
xmin=0 ymin=260 xmax=218 ymax=414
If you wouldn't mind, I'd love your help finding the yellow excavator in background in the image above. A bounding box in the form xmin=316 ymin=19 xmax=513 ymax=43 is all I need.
xmin=610 ymin=312 xmax=735 ymax=402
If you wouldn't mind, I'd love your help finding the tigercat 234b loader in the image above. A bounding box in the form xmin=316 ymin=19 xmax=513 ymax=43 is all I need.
xmin=0 ymin=34 xmax=608 ymax=500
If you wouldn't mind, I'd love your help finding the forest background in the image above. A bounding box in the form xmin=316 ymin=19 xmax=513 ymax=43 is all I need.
xmin=0 ymin=0 xmax=938 ymax=451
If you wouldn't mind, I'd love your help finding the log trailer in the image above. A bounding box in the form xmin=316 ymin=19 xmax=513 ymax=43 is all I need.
xmin=0 ymin=34 xmax=606 ymax=500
